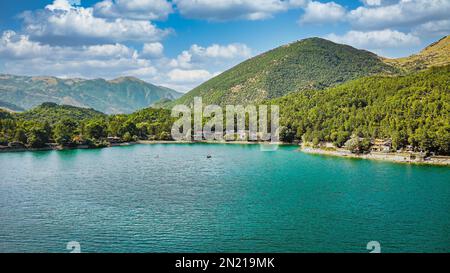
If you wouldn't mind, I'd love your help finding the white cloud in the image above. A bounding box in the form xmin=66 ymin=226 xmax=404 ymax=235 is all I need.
xmin=300 ymin=0 xmax=450 ymax=30
xmin=0 ymin=30 xmax=139 ymax=61
xmin=164 ymin=43 xmax=251 ymax=89
xmin=173 ymin=0 xmax=306 ymax=21
xmin=0 ymin=30 xmax=155 ymax=80
xmin=190 ymin=43 xmax=252 ymax=59
xmin=361 ymin=0 xmax=399 ymax=6
xmin=0 ymin=30 xmax=52 ymax=59
xmin=84 ymin=44 xmax=137 ymax=59
xmin=0 ymin=30 xmax=252 ymax=92
xmin=299 ymin=0 xmax=449 ymax=56
xmin=326 ymin=29 xmax=421 ymax=50
xmin=94 ymin=0 xmax=173 ymax=21
xmin=125 ymin=66 xmax=158 ymax=77
xmin=413 ymin=20 xmax=450 ymax=38
xmin=361 ymin=0 xmax=382 ymax=6
xmin=170 ymin=43 xmax=252 ymax=69
xmin=348 ymin=0 xmax=450 ymax=30
xmin=142 ymin=42 xmax=164 ymax=58
xmin=170 ymin=50 xmax=193 ymax=69
xmin=20 ymin=0 xmax=171 ymax=45
xmin=46 ymin=0 xmax=74 ymax=11
xmin=167 ymin=69 xmax=214 ymax=83
xmin=300 ymin=1 xmax=346 ymax=24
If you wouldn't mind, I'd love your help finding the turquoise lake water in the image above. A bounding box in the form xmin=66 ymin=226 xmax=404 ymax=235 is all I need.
xmin=0 ymin=143 xmax=449 ymax=253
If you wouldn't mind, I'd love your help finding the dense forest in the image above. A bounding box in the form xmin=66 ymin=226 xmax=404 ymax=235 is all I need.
xmin=271 ymin=65 xmax=450 ymax=155
xmin=0 ymin=103 xmax=174 ymax=148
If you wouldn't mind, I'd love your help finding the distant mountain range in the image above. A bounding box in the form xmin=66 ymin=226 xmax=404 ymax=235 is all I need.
xmin=0 ymin=75 xmax=182 ymax=114
xmin=0 ymin=100 xmax=24 ymax=112
xmin=164 ymin=35 xmax=449 ymax=107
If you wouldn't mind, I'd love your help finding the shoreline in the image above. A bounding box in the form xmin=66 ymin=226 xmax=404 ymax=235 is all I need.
xmin=0 ymin=140 xmax=287 ymax=153
xmin=0 ymin=142 xmax=138 ymax=153
xmin=1 ymin=141 xmax=449 ymax=166
xmin=136 ymin=140 xmax=288 ymax=145
xmin=301 ymin=146 xmax=450 ymax=166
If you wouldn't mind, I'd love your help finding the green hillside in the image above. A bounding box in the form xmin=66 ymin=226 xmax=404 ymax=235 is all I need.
xmin=271 ymin=65 xmax=450 ymax=155
xmin=0 ymin=75 xmax=182 ymax=114
xmin=384 ymin=35 xmax=450 ymax=72
xmin=167 ymin=37 xmax=398 ymax=107
xmin=0 ymin=102 xmax=174 ymax=148
xmin=17 ymin=102 xmax=106 ymax=125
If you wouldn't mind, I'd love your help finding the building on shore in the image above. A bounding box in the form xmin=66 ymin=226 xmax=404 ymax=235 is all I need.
xmin=371 ymin=139 xmax=392 ymax=152
xmin=107 ymin=137 xmax=122 ymax=144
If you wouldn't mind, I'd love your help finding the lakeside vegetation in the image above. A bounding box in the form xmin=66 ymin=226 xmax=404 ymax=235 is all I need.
xmin=0 ymin=103 xmax=175 ymax=149
xmin=272 ymin=65 xmax=450 ymax=155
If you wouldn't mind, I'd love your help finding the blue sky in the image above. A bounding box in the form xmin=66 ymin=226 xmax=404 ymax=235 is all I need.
xmin=0 ymin=0 xmax=448 ymax=92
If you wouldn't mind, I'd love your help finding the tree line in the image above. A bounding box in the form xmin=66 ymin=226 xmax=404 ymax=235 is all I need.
xmin=0 ymin=104 xmax=175 ymax=148
xmin=272 ymin=65 xmax=450 ymax=155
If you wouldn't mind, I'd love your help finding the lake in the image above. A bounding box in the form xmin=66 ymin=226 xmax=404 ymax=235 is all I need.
xmin=0 ymin=143 xmax=449 ymax=253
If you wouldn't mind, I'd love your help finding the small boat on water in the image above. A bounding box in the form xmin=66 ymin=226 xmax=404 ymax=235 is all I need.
xmin=207 ymin=155 xmax=212 ymax=159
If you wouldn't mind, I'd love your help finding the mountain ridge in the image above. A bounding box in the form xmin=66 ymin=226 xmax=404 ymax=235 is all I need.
xmin=0 ymin=74 xmax=183 ymax=114
xmin=164 ymin=36 xmax=450 ymax=108
xmin=0 ymin=100 xmax=24 ymax=112
xmin=164 ymin=37 xmax=399 ymax=107
xmin=383 ymin=35 xmax=450 ymax=71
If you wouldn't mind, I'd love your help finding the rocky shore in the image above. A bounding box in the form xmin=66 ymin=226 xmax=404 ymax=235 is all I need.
xmin=301 ymin=146 xmax=450 ymax=166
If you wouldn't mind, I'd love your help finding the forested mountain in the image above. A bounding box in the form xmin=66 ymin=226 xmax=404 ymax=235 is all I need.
xmin=17 ymin=102 xmax=106 ymax=125
xmin=271 ymin=65 xmax=450 ymax=154
xmin=0 ymin=75 xmax=182 ymax=114
xmin=384 ymin=35 xmax=450 ymax=71
xmin=0 ymin=102 xmax=174 ymax=148
xmin=166 ymin=37 xmax=398 ymax=107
